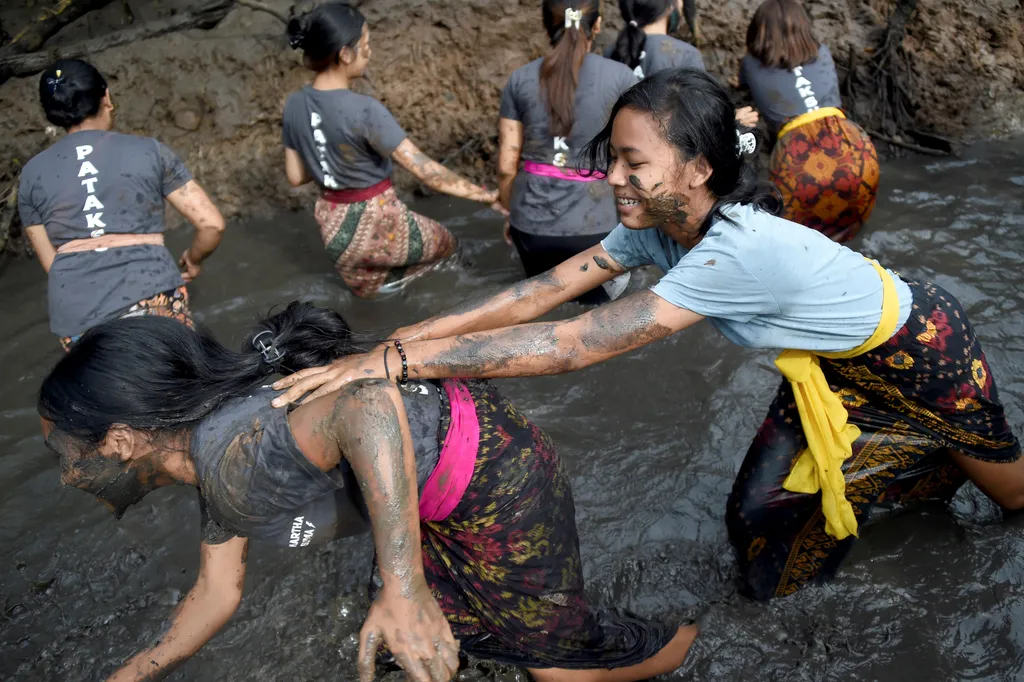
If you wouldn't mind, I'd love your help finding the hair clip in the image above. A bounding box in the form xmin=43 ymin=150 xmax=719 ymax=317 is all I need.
xmin=736 ymin=130 xmax=757 ymax=156
xmin=252 ymin=330 xmax=284 ymax=366
xmin=46 ymin=69 xmax=65 ymax=93
xmin=628 ymin=20 xmax=639 ymax=27
xmin=564 ymin=8 xmax=583 ymax=30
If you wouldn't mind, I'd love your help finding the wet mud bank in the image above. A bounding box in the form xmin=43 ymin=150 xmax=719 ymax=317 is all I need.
xmin=0 ymin=0 xmax=1022 ymax=246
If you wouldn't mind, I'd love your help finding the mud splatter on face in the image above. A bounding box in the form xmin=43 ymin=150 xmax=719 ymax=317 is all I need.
xmin=641 ymin=192 xmax=691 ymax=228
xmin=628 ymin=175 xmax=646 ymax=191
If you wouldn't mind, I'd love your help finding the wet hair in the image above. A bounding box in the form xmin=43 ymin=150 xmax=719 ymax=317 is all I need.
xmin=583 ymin=68 xmax=781 ymax=234
xmin=287 ymin=1 xmax=366 ymax=72
xmin=540 ymin=0 xmax=602 ymax=138
xmin=38 ymin=59 xmax=108 ymax=129
xmin=609 ymin=0 xmax=675 ymax=70
xmin=746 ymin=0 xmax=819 ymax=70
xmin=38 ymin=302 xmax=362 ymax=444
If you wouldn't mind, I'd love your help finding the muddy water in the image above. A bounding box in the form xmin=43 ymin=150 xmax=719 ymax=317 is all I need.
xmin=2 ymin=139 xmax=1024 ymax=681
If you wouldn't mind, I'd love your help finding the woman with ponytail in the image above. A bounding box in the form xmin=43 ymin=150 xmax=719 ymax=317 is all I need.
xmin=608 ymin=0 xmax=703 ymax=79
xmin=275 ymin=69 xmax=1024 ymax=604
xmin=740 ymin=0 xmax=879 ymax=242
xmin=19 ymin=58 xmax=225 ymax=350
xmin=282 ymin=3 xmax=500 ymax=298
xmin=40 ymin=304 xmax=695 ymax=681
xmin=607 ymin=0 xmax=759 ymax=127
xmin=497 ymin=0 xmax=637 ymax=304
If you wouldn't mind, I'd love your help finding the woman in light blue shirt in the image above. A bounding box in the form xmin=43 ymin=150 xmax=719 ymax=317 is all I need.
xmin=273 ymin=69 xmax=1024 ymax=605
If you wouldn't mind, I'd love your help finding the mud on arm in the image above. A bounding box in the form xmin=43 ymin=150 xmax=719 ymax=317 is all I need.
xmin=394 ymin=244 xmax=628 ymax=343
xmin=106 ymin=537 xmax=248 ymax=682
xmin=401 ymin=289 xmax=705 ymax=381
xmin=166 ymin=180 xmax=226 ymax=277
xmin=496 ymin=117 xmax=523 ymax=211
xmin=328 ymin=380 xmax=459 ymax=682
xmin=392 ymin=139 xmax=496 ymax=205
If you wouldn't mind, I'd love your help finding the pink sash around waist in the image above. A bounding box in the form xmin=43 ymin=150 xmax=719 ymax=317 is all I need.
xmin=523 ymin=160 xmax=605 ymax=182
xmin=418 ymin=380 xmax=479 ymax=522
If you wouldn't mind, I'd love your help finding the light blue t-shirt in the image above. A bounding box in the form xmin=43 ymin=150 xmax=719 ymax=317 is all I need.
xmin=600 ymin=204 xmax=913 ymax=352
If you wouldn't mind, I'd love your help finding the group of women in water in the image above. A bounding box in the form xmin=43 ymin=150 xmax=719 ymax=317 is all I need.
xmin=20 ymin=1 xmax=1024 ymax=681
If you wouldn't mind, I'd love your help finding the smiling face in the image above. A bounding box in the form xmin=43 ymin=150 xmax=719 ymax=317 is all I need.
xmin=605 ymin=106 xmax=714 ymax=237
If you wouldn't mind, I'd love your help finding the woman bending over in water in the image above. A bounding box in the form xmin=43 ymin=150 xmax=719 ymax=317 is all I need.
xmin=39 ymin=305 xmax=694 ymax=681
xmin=275 ymin=68 xmax=1024 ymax=602
xmin=282 ymin=3 xmax=500 ymax=298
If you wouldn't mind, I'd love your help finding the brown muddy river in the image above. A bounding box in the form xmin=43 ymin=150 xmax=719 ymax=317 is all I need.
xmin=2 ymin=139 xmax=1023 ymax=681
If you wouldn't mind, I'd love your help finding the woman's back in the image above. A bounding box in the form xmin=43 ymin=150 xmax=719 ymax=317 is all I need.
xmin=740 ymin=44 xmax=841 ymax=136
xmin=500 ymin=53 xmax=637 ymax=234
xmin=281 ymin=86 xmax=407 ymax=190
xmin=607 ymin=34 xmax=704 ymax=78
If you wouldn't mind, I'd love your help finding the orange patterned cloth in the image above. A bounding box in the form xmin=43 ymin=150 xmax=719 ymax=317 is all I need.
xmin=769 ymin=115 xmax=879 ymax=243
xmin=60 ymin=286 xmax=193 ymax=352
xmin=314 ymin=187 xmax=458 ymax=298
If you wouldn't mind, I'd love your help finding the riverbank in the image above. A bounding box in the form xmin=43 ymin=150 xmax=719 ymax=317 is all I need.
xmin=1 ymin=0 xmax=1021 ymax=244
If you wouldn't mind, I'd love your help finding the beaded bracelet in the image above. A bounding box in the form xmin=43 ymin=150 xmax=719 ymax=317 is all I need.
xmin=393 ymin=340 xmax=409 ymax=385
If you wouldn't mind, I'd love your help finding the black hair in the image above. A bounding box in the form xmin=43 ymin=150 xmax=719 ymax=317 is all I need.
xmin=287 ymin=1 xmax=366 ymax=72
xmin=540 ymin=0 xmax=602 ymax=138
xmin=582 ymin=68 xmax=780 ymax=233
xmin=38 ymin=58 xmax=108 ymax=129
xmin=609 ymin=0 xmax=675 ymax=70
xmin=38 ymin=302 xmax=361 ymax=444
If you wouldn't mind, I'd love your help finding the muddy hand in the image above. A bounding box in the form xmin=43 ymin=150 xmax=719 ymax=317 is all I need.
xmin=272 ymin=353 xmax=380 ymax=407
xmin=357 ymin=584 xmax=460 ymax=682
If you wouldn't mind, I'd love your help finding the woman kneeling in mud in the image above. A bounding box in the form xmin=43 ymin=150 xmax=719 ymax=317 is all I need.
xmin=38 ymin=304 xmax=693 ymax=682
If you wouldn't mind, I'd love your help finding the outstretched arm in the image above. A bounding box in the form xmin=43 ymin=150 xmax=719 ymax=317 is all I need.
xmin=274 ymin=290 xmax=704 ymax=406
xmin=106 ymin=537 xmax=248 ymax=682
xmin=391 ymin=243 xmax=626 ymax=346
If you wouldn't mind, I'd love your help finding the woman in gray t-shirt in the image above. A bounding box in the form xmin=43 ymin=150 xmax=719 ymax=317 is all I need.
xmin=497 ymin=0 xmax=637 ymax=305
xmin=18 ymin=59 xmax=225 ymax=350
xmin=606 ymin=0 xmax=759 ymax=128
xmin=740 ymin=0 xmax=879 ymax=243
xmin=282 ymin=3 xmax=499 ymax=299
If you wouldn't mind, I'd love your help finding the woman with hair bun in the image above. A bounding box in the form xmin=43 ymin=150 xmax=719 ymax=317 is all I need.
xmin=18 ymin=58 xmax=225 ymax=350
xmin=275 ymin=68 xmax=1024 ymax=605
xmin=283 ymin=2 xmax=500 ymax=299
xmin=608 ymin=0 xmax=703 ymax=79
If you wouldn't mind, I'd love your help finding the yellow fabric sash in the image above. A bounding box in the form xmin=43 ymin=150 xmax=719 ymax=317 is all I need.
xmin=777 ymin=107 xmax=846 ymax=139
xmin=774 ymin=260 xmax=899 ymax=540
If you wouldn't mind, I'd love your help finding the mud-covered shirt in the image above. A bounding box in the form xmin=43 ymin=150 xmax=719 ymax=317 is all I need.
xmin=193 ymin=384 xmax=446 ymax=548
xmin=605 ymin=34 xmax=704 ymax=79
xmin=499 ymin=53 xmax=638 ymax=236
xmin=739 ymin=44 xmax=842 ymax=137
xmin=18 ymin=130 xmax=189 ymax=337
xmin=282 ymin=86 xmax=407 ymax=190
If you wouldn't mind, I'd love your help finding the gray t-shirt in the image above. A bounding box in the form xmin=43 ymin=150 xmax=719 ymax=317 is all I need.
xmin=601 ymin=203 xmax=913 ymax=352
xmin=740 ymin=44 xmax=842 ymax=137
xmin=282 ymin=86 xmax=408 ymax=190
xmin=605 ymin=34 xmax=705 ymax=78
xmin=18 ymin=130 xmax=190 ymax=337
xmin=499 ymin=53 xmax=638 ymax=236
